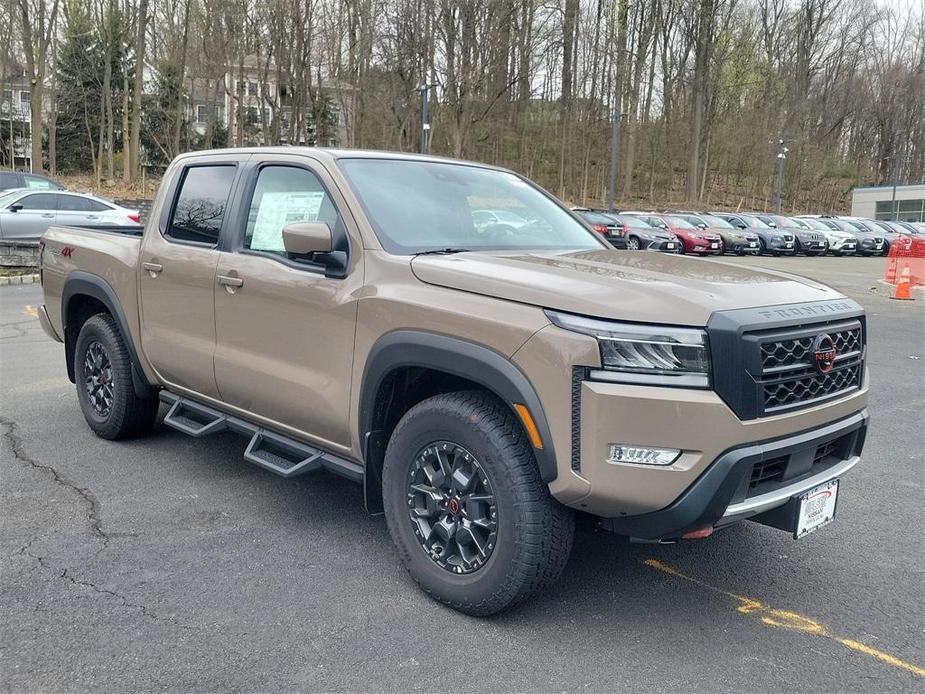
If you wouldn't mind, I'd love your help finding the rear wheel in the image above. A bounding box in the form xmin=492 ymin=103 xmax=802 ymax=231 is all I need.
xmin=74 ymin=314 xmax=159 ymax=440
xmin=382 ymin=390 xmax=574 ymax=616
xmin=626 ymin=236 xmax=641 ymax=250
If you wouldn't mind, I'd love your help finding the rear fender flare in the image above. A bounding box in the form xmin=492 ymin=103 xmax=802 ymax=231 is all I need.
xmin=61 ymin=271 xmax=155 ymax=398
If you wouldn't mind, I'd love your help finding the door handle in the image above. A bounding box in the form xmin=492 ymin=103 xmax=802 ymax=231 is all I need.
xmin=41 ymin=213 xmax=55 ymax=218
xmin=216 ymin=274 xmax=244 ymax=288
xmin=142 ymin=261 xmax=163 ymax=274
xmin=86 ymin=214 xmax=99 ymax=220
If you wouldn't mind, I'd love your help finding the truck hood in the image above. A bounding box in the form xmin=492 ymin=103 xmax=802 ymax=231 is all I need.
xmin=410 ymin=249 xmax=844 ymax=326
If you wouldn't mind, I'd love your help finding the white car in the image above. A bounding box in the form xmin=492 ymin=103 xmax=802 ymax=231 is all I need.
xmin=795 ymin=216 xmax=857 ymax=255
xmin=0 ymin=189 xmax=141 ymax=241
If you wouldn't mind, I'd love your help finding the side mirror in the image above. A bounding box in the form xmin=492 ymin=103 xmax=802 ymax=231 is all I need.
xmin=8 ymin=203 xmax=22 ymax=213
xmin=282 ymin=221 xmax=333 ymax=255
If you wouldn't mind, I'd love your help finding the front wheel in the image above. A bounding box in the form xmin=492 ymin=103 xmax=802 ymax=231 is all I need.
xmin=74 ymin=314 xmax=159 ymax=440
xmin=382 ymin=391 xmax=574 ymax=616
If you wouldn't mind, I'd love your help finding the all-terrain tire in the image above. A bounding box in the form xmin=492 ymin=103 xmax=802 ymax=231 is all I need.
xmin=74 ymin=313 xmax=159 ymax=440
xmin=382 ymin=390 xmax=574 ymax=616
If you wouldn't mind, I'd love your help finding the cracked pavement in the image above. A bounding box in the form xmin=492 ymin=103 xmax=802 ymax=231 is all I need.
xmin=1 ymin=256 xmax=923 ymax=693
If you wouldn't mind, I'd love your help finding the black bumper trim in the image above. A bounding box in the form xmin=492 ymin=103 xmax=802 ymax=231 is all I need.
xmin=600 ymin=410 xmax=868 ymax=540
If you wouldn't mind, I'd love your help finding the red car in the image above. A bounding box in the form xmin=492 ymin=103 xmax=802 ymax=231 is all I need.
xmin=623 ymin=212 xmax=723 ymax=255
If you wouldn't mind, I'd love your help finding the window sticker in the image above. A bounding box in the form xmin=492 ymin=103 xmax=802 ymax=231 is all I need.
xmin=250 ymin=191 xmax=326 ymax=251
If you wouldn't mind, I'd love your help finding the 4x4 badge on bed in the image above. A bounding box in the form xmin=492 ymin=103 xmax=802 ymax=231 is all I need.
xmin=812 ymin=334 xmax=837 ymax=374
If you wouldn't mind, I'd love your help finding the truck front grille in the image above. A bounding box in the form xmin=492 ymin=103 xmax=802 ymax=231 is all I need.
xmin=707 ymin=301 xmax=866 ymax=420
xmin=755 ymin=323 xmax=863 ymax=414
xmin=761 ymin=362 xmax=862 ymax=412
xmin=760 ymin=326 xmax=861 ymax=370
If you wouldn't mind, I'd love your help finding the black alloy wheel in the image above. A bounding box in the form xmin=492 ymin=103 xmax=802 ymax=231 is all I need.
xmin=407 ymin=441 xmax=498 ymax=574
xmin=84 ymin=341 xmax=114 ymax=417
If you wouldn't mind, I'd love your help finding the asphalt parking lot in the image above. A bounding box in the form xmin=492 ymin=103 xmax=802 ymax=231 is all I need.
xmin=1 ymin=255 xmax=922 ymax=693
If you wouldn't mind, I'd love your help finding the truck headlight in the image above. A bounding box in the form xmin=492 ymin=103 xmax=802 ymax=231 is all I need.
xmin=546 ymin=311 xmax=711 ymax=388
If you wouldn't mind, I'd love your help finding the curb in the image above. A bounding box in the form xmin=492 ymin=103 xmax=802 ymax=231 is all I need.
xmin=0 ymin=273 xmax=39 ymax=287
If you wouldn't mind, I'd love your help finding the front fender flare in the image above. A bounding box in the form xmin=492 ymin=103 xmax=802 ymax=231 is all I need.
xmin=359 ymin=330 xmax=558 ymax=484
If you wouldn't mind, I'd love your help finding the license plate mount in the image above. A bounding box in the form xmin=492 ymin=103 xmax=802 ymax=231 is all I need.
xmin=795 ymin=479 xmax=839 ymax=539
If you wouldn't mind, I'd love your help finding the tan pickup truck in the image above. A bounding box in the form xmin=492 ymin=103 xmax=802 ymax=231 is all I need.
xmin=38 ymin=148 xmax=869 ymax=615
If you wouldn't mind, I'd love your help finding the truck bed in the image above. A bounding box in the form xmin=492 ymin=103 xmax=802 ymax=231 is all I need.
xmin=40 ymin=224 xmax=145 ymax=350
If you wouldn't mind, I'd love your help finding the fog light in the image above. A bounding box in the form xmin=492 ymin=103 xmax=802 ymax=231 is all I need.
xmin=607 ymin=445 xmax=680 ymax=466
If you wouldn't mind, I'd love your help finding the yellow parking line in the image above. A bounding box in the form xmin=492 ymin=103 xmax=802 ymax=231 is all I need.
xmin=644 ymin=559 xmax=925 ymax=678
xmin=22 ymin=304 xmax=38 ymax=318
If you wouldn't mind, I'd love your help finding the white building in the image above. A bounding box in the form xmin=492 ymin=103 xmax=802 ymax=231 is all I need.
xmin=851 ymin=183 xmax=925 ymax=222
xmin=187 ymin=56 xmax=353 ymax=148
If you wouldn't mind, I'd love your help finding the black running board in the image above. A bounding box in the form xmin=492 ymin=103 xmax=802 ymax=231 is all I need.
xmin=160 ymin=392 xmax=363 ymax=483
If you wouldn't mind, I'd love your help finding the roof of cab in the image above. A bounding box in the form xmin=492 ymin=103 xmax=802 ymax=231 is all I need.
xmin=173 ymin=146 xmax=511 ymax=172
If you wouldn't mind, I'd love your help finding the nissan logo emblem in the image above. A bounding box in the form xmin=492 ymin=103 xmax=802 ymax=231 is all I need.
xmin=812 ymin=334 xmax=837 ymax=374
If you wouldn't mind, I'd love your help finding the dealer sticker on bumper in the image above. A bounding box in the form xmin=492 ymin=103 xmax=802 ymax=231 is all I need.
xmin=796 ymin=479 xmax=838 ymax=539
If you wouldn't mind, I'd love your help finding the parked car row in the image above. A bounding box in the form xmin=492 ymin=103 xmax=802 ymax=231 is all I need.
xmin=0 ymin=171 xmax=141 ymax=241
xmin=571 ymin=205 xmax=924 ymax=257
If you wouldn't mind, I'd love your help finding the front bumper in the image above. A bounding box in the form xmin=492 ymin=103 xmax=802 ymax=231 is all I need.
xmin=830 ymin=240 xmax=857 ymax=254
xmin=767 ymin=238 xmax=796 ymax=253
xmin=858 ymin=239 xmax=885 ymax=255
xmin=729 ymin=239 xmax=760 ymax=253
xmin=649 ymin=238 xmax=681 ymax=253
xmin=800 ymin=240 xmax=828 ymax=254
xmin=601 ymin=410 xmax=867 ymax=539
xmin=689 ymin=239 xmax=723 ymax=254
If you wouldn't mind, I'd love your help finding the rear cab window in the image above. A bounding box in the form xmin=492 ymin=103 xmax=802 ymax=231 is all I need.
xmin=166 ymin=165 xmax=237 ymax=245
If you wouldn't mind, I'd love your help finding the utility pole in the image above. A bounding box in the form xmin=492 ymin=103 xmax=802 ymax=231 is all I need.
xmin=607 ymin=111 xmax=621 ymax=212
xmin=773 ymin=138 xmax=788 ymax=214
xmin=890 ymin=146 xmax=904 ymax=221
xmin=419 ymin=84 xmax=432 ymax=155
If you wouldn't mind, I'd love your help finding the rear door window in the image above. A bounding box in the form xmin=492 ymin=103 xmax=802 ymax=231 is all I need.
xmin=167 ymin=165 xmax=236 ymax=245
xmin=18 ymin=193 xmax=58 ymax=211
xmin=58 ymin=195 xmax=108 ymax=212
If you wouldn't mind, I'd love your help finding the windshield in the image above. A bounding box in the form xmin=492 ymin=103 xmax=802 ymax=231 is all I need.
xmin=665 ymin=215 xmax=697 ymax=229
xmin=616 ymin=215 xmax=653 ymax=229
xmin=801 ymin=218 xmax=831 ymax=231
xmin=741 ymin=214 xmax=771 ymax=228
xmin=0 ymin=190 xmax=24 ymax=207
xmin=701 ymin=214 xmax=734 ymax=229
xmin=492 ymin=210 xmax=527 ymax=224
xmin=338 ymin=158 xmax=605 ymax=254
xmin=844 ymin=220 xmax=871 ymax=232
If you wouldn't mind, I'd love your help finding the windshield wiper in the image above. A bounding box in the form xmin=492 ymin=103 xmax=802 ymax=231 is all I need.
xmin=413 ymin=248 xmax=472 ymax=256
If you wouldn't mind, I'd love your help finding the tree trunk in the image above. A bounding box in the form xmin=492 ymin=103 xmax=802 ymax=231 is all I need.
xmin=129 ymin=0 xmax=149 ymax=182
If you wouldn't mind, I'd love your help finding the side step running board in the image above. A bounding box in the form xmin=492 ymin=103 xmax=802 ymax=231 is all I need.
xmin=163 ymin=398 xmax=228 ymax=437
xmin=159 ymin=392 xmax=363 ymax=483
xmin=244 ymin=431 xmax=323 ymax=478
